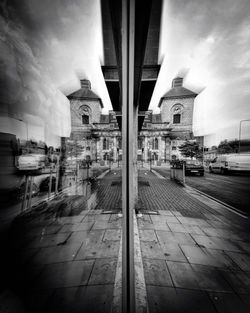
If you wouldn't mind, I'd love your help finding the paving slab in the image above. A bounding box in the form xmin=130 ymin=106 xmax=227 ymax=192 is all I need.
xmin=168 ymin=222 xmax=204 ymax=235
xmin=28 ymin=232 xmax=71 ymax=248
xmin=31 ymin=242 xmax=82 ymax=264
xmin=138 ymin=169 xmax=250 ymax=312
xmin=191 ymin=264 xmax=233 ymax=292
xmin=147 ymin=286 xmax=217 ymax=313
xmin=208 ymin=291 xmax=249 ymax=313
xmin=143 ymin=258 xmax=173 ymax=287
xmin=156 ymin=230 xmax=196 ymax=246
xmin=103 ymin=229 xmax=121 ymax=241
xmin=88 ymin=258 xmax=117 ymax=285
xmin=190 ymin=234 xmax=243 ymax=252
xmin=166 ymin=261 xmax=200 ymax=289
xmin=139 ymin=229 xmax=158 ymax=242
xmin=35 ymin=260 xmax=94 ymax=289
xmin=225 ymin=251 xmax=250 ymax=271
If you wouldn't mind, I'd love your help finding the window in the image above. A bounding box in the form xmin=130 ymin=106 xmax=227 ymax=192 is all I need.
xmin=138 ymin=137 xmax=143 ymax=149
xmin=172 ymin=146 xmax=177 ymax=150
xmin=152 ymin=138 xmax=158 ymax=150
xmin=82 ymin=114 xmax=89 ymax=124
xmin=103 ymin=138 xmax=109 ymax=150
xmin=118 ymin=137 xmax=122 ymax=149
xmin=173 ymin=113 xmax=181 ymax=124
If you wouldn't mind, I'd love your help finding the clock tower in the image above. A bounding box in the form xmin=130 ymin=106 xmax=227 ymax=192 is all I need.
xmin=158 ymin=77 xmax=198 ymax=139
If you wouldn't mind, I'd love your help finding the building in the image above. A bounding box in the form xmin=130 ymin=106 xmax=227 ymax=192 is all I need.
xmin=66 ymin=77 xmax=199 ymax=163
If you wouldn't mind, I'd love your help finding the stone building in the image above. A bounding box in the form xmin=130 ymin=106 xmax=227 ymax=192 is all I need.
xmin=66 ymin=77 xmax=199 ymax=163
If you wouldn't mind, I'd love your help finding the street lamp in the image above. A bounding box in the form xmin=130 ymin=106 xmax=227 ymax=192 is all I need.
xmin=117 ymin=148 xmax=120 ymax=167
xmin=141 ymin=147 xmax=144 ymax=167
xmin=239 ymin=119 xmax=250 ymax=153
xmin=149 ymin=150 xmax=152 ymax=171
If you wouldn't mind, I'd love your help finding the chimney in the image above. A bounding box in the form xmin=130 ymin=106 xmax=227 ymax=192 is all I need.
xmin=80 ymin=79 xmax=91 ymax=89
xmin=172 ymin=77 xmax=183 ymax=88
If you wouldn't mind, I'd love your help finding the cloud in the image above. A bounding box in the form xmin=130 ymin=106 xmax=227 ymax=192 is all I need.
xmin=0 ymin=0 xmax=112 ymax=145
xmin=150 ymin=0 xmax=250 ymax=145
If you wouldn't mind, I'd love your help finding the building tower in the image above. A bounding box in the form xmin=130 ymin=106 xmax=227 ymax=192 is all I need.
xmin=158 ymin=77 xmax=198 ymax=159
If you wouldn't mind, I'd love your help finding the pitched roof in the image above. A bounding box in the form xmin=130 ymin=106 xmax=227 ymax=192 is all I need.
xmin=67 ymin=80 xmax=103 ymax=108
xmin=158 ymin=77 xmax=198 ymax=107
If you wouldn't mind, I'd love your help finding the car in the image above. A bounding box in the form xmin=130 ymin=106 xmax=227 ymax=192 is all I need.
xmin=14 ymin=181 xmax=39 ymax=200
xmin=209 ymin=153 xmax=250 ymax=174
xmin=17 ymin=154 xmax=46 ymax=171
xmin=39 ymin=176 xmax=56 ymax=191
xmin=184 ymin=160 xmax=204 ymax=176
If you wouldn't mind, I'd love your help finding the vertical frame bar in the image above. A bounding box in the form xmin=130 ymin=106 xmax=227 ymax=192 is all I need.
xmin=121 ymin=0 xmax=135 ymax=312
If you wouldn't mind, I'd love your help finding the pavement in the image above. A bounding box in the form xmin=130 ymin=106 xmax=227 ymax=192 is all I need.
xmin=1 ymin=166 xmax=250 ymax=313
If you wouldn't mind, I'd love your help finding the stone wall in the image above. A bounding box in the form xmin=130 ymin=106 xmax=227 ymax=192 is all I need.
xmin=160 ymin=97 xmax=195 ymax=131
xmin=70 ymin=99 xmax=102 ymax=127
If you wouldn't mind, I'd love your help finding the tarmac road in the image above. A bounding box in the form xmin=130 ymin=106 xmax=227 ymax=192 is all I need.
xmin=153 ymin=167 xmax=250 ymax=214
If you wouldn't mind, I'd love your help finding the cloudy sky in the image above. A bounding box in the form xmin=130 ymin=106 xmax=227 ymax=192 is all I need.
xmin=0 ymin=0 xmax=250 ymax=146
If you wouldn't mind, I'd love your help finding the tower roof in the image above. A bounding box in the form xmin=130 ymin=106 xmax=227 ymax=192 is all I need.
xmin=67 ymin=79 xmax=103 ymax=108
xmin=158 ymin=77 xmax=197 ymax=107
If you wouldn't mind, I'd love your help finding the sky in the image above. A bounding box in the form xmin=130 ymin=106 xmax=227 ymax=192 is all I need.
xmin=152 ymin=0 xmax=250 ymax=146
xmin=0 ymin=0 xmax=250 ymax=147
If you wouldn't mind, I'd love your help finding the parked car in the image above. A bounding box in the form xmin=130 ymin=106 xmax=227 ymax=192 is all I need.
xmin=209 ymin=154 xmax=250 ymax=174
xmin=14 ymin=181 xmax=39 ymax=200
xmin=17 ymin=154 xmax=46 ymax=171
xmin=184 ymin=160 xmax=204 ymax=176
xmin=39 ymin=176 xmax=56 ymax=191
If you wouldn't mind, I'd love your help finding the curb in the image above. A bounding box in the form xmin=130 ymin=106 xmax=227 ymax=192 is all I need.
xmin=185 ymin=185 xmax=248 ymax=219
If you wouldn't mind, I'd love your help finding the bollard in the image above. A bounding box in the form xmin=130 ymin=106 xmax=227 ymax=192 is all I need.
xmin=27 ymin=176 xmax=33 ymax=210
xmin=48 ymin=166 xmax=53 ymax=199
xmin=21 ymin=175 xmax=29 ymax=212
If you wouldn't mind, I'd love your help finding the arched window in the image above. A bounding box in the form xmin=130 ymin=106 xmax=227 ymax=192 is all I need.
xmin=82 ymin=114 xmax=89 ymax=124
xmin=152 ymin=138 xmax=158 ymax=150
xmin=79 ymin=105 xmax=91 ymax=124
xmin=173 ymin=113 xmax=181 ymax=124
xmin=172 ymin=103 xmax=183 ymax=124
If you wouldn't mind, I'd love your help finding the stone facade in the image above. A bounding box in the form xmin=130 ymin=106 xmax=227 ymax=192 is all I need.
xmin=66 ymin=77 xmax=200 ymax=163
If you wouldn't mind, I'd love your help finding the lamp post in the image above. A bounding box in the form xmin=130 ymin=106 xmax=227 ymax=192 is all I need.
xmin=141 ymin=147 xmax=144 ymax=167
xmin=239 ymin=119 xmax=250 ymax=153
xmin=117 ymin=148 xmax=120 ymax=167
xmin=149 ymin=150 xmax=152 ymax=171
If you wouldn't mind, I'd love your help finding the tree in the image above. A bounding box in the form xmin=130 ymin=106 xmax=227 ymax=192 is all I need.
xmin=178 ymin=140 xmax=202 ymax=159
xmin=66 ymin=140 xmax=84 ymax=159
xmin=217 ymin=140 xmax=233 ymax=154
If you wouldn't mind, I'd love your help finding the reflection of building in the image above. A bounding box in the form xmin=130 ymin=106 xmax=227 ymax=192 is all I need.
xmin=66 ymin=77 xmax=199 ymax=162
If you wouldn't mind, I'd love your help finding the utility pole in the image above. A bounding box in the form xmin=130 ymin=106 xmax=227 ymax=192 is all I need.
xmin=239 ymin=119 xmax=250 ymax=153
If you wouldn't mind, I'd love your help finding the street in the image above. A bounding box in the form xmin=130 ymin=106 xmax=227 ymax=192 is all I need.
xmin=153 ymin=167 xmax=250 ymax=214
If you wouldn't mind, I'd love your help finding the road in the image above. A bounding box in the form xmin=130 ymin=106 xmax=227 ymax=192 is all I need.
xmin=153 ymin=167 xmax=250 ymax=214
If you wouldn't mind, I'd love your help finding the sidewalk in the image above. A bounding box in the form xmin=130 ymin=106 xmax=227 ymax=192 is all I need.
xmin=137 ymin=168 xmax=250 ymax=313
xmin=1 ymin=168 xmax=250 ymax=312
xmin=0 ymin=170 xmax=122 ymax=313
